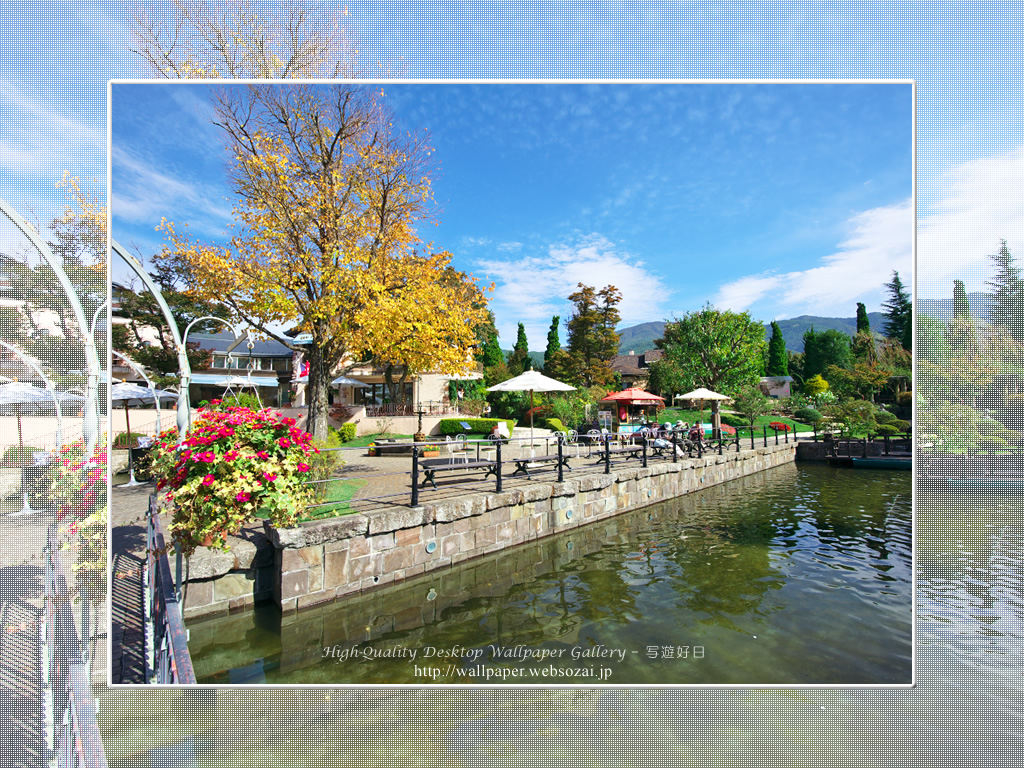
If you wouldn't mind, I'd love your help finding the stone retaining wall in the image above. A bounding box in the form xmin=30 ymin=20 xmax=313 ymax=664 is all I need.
xmin=262 ymin=442 xmax=796 ymax=613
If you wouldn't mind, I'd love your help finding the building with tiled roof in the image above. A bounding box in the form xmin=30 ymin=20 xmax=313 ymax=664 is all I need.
xmin=609 ymin=349 xmax=663 ymax=389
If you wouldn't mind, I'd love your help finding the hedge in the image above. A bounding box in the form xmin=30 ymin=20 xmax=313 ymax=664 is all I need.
xmin=543 ymin=418 xmax=567 ymax=433
xmin=793 ymin=407 xmax=823 ymax=424
xmin=113 ymin=432 xmax=148 ymax=448
xmin=438 ymin=418 xmax=516 ymax=435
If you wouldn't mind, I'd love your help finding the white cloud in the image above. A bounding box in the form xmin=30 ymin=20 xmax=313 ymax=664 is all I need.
xmin=714 ymin=198 xmax=913 ymax=318
xmin=111 ymin=146 xmax=234 ymax=234
xmin=917 ymin=143 xmax=1024 ymax=298
xmin=477 ymin=233 xmax=670 ymax=346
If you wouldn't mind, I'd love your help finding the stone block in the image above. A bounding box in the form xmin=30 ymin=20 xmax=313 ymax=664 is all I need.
xmin=369 ymin=532 xmax=396 ymax=553
xmin=183 ymin=579 xmax=215 ymax=610
xmin=266 ymin=514 xmax=369 ymax=548
xmin=281 ymin=568 xmax=309 ymax=599
xmin=367 ymin=506 xmax=431 ymax=535
xmin=187 ymin=547 xmax=236 ymax=580
xmin=214 ymin=572 xmax=255 ymax=602
xmin=396 ymin=526 xmax=424 ymax=548
xmin=521 ymin=484 xmax=552 ymax=503
xmin=383 ymin=547 xmax=414 ymax=573
xmin=476 ymin=525 xmax=497 ymax=549
xmin=348 ymin=555 xmax=376 ymax=581
xmin=324 ymin=548 xmax=349 ymax=589
xmin=348 ymin=536 xmax=371 ymax=558
xmin=496 ymin=520 xmax=516 ymax=543
xmin=442 ymin=534 xmax=460 ymax=558
xmin=280 ymin=545 xmax=323 ymax=573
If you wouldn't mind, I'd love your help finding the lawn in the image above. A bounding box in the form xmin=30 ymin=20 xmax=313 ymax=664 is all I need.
xmin=302 ymin=476 xmax=368 ymax=521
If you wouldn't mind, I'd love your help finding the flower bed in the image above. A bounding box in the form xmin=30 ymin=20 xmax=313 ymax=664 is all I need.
xmin=149 ymin=404 xmax=319 ymax=555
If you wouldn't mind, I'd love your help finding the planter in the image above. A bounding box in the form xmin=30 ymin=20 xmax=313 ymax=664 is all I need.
xmin=422 ymin=450 xmax=440 ymax=458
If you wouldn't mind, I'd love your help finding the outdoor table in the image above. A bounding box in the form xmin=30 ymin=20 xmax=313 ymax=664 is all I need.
xmin=419 ymin=458 xmax=500 ymax=490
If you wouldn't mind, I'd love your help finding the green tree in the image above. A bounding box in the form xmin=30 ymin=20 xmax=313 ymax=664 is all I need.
xmin=543 ymin=315 xmax=561 ymax=371
xmin=732 ymin=383 xmax=772 ymax=430
xmin=475 ymin=310 xmax=504 ymax=368
xmin=649 ymin=304 xmax=767 ymax=396
xmin=506 ymin=323 xmax=532 ymax=374
xmin=953 ymin=279 xmax=971 ymax=319
xmin=856 ymin=302 xmax=871 ymax=335
xmin=766 ymin=320 xmax=788 ymax=376
xmin=803 ymin=327 xmax=852 ymax=380
xmin=803 ymin=374 xmax=830 ymax=397
xmin=565 ymin=283 xmax=621 ymax=387
xmin=986 ymin=239 xmax=1024 ymax=345
xmin=882 ymin=270 xmax=913 ymax=350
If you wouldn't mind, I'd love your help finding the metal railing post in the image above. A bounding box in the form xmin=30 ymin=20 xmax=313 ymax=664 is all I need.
xmin=495 ymin=440 xmax=503 ymax=492
xmin=775 ymin=427 xmax=779 ymax=445
xmin=750 ymin=430 xmax=755 ymax=450
xmin=763 ymin=425 xmax=768 ymax=447
xmin=557 ymin=437 xmax=564 ymax=482
xmin=642 ymin=437 xmax=648 ymax=468
xmin=604 ymin=435 xmax=611 ymax=474
xmin=411 ymin=447 xmax=420 ymax=506
xmin=671 ymin=431 xmax=678 ymax=463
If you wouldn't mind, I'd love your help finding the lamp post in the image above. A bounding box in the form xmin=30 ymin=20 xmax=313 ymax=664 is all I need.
xmin=0 ymin=198 xmax=104 ymax=453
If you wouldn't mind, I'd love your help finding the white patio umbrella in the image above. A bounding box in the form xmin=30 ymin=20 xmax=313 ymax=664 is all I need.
xmin=674 ymin=387 xmax=733 ymax=436
xmin=0 ymin=382 xmax=86 ymax=516
xmin=112 ymin=383 xmax=177 ymax=488
xmin=111 ymin=382 xmax=177 ymax=443
xmin=487 ymin=370 xmax=576 ymax=456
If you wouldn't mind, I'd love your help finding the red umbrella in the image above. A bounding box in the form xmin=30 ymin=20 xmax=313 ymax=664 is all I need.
xmin=599 ymin=388 xmax=666 ymax=405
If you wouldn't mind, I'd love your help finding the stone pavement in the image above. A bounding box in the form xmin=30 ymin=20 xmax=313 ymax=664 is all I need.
xmin=109 ymin=478 xmax=154 ymax=685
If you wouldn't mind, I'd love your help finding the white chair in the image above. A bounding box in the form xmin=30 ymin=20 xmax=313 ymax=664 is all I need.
xmin=446 ymin=434 xmax=470 ymax=464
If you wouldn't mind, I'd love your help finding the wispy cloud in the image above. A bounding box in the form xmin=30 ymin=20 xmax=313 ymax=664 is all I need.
xmin=714 ymin=197 xmax=913 ymax=319
xmin=918 ymin=143 xmax=1024 ymax=298
xmin=478 ymin=233 xmax=670 ymax=346
xmin=111 ymin=145 xmax=234 ymax=235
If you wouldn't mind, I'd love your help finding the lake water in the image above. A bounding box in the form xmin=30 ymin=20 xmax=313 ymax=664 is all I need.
xmin=186 ymin=462 xmax=912 ymax=685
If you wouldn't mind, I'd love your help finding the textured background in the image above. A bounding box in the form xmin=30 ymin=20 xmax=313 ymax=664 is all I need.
xmin=2 ymin=2 xmax=1022 ymax=766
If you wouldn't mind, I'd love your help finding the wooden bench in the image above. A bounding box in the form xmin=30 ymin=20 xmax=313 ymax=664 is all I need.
xmin=510 ymin=453 xmax=572 ymax=479
xmin=591 ymin=444 xmax=644 ymax=463
xmin=419 ymin=458 xmax=499 ymax=490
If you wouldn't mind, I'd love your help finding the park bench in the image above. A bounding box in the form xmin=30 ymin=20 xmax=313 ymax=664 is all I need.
xmin=510 ymin=453 xmax=572 ymax=479
xmin=419 ymin=457 xmax=499 ymax=490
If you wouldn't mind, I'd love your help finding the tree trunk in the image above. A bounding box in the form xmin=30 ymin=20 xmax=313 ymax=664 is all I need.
xmin=306 ymin=344 xmax=330 ymax=443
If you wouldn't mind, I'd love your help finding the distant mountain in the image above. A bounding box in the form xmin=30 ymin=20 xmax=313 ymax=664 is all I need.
xmin=917 ymin=292 xmax=992 ymax=321
xmin=500 ymin=350 xmax=546 ymax=369
xmin=616 ymin=312 xmax=889 ymax=355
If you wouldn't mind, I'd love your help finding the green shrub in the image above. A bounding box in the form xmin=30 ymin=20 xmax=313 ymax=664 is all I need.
xmin=719 ymin=413 xmax=747 ymax=428
xmin=543 ymin=418 xmax=567 ymax=433
xmin=993 ymin=428 xmax=1020 ymax=444
xmin=438 ymin=417 xmax=516 ymax=435
xmin=874 ymin=410 xmax=898 ymax=425
xmin=893 ymin=419 xmax=911 ymax=433
xmin=338 ymin=422 xmax=357 ymax=442
xmin=874 ymin=424 xmax=900 ymax=435
xmin=978 ymin=436 xmax=1008 ymax=450
xmin=896 ymin=390 xmax=913 ymax=407
xmin=803 ymin=374 xmax=830 ymax=397
xmin=2 ymin=445 xmax=43 ymax=464
xmin=793 ymin=407 xmax=823 ymax=424
xmin=113 ymin=432 xmax=148 ymax=449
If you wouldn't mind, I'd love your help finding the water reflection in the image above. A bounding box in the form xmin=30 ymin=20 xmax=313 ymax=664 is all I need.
xmin=187 ymin=463 xmax=912 ymax=685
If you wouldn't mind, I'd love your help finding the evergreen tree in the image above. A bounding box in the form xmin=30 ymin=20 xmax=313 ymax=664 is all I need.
xmin=766 ymin=320 xmax=788 ymax=376
xmin=565 ymin=283 xmax=621 ymax=387
xmin=803 ymin=327 xmax=852 ymax=379
xmin=986 ymin=239 xmax=1024 ymax=344
xmin=475 ymin=311 xmax=504 ymax=368
xmin=953 ymin=279 xmax=971 ymax=319
xmin=543 ymin=315 xmax=561 ymax=370
xmin=882 ymin=270 xmax=912 ymax=350
xmin=856 ymin=302 xmax=871 ymax=334
xmin=507 ymin=322 xmax=531 ymax=374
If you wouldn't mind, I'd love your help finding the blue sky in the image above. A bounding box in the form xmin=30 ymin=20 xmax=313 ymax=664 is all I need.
xmin=110 ymin=81 xmax=911 ymax=347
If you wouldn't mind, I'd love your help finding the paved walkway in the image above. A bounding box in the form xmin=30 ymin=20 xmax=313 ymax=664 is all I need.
xmin=109 ymin=479 xmax=153 ymax=685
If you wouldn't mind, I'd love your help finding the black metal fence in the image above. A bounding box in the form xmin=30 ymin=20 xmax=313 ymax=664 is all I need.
xmin=144 ymin=494 xmax=196 ymax=684
xmin=42 ymin=524 xmax=107 ymax=767
xmin=302 ymin=428 xmax=800 ymax=511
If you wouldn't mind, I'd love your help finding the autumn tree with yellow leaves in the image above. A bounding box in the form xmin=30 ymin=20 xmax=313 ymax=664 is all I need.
xmin=160 ymin=84 xmax=491 ymax=441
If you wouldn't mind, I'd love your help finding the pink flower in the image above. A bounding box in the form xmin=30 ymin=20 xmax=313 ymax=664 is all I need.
xmin=262 ymin=471 xmax=277 ymax=483
xmin=297 ymin=462 xmax=310 ymax=472
xmin=235 ymin=491 xmax=251 ymax=502
xmin=224 ymin=450 xmax=240 ymax=462
xmin=202 ymin=474 xmax=215 ymax=486
xmin=257 ymin=450 xmax=270 ymax=460
xmin=283 ymin=417 xmax=296 ymax=426
xmin=278 ymin=437 xmax=291 ymax=449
